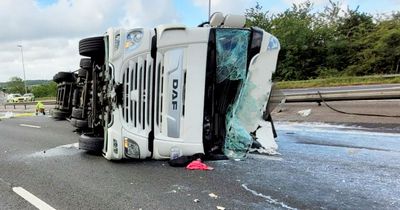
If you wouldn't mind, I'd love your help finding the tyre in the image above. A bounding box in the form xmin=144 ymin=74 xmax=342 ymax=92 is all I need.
xmin=72 ymin=90 xmax=80 ymax=107
xmin=52 ymin=109 xmax=69 ymax=120
xmin=53 ymin=72 xmax=75 ymax=83
xmin=75 ymin=119 xmax=88 ymax=128
xmin=79 ymin=133 xmax=104 ymax=153
xmin=78 ymin=68 xmax=87 ymax=78
xmin=79 ymin=36 xmax=105 ymax=58
xmin=70 ymin=117 xmax=88 ymax=128
xmin=80 ymin=58 xmax=91 ymax=69
xmin=71 ymin=107 xmax=83 ymax=119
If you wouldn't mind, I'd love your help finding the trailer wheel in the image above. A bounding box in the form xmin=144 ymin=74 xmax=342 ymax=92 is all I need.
xmin=77 ymin=68 xmax=87 ymax=78
xmin=79 ymin=133 xmax=103 ymax=153
xmin=79 ymin=36 xmax=105 ymax=58
xmin=79 ymin=58 xmax=91 ymax=69
xmin=71 ymin=107 xmax=83 ymax=119
xmin=71 ymin=90 xmax=80 ymax=107
xmin=52 ymin=109 xmax=69 ymax=120
xmin=53 ymin=72 xmax=75 ymax=83
xmin=75 ymin=119 xmax=88 ymax=128
xmin=71 ymin=118 xmax=88 ymax=128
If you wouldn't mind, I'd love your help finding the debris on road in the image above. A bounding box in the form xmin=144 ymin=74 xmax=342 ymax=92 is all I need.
xmin=186 ymin=159 xmax=214 ymax=171
xmin=208 ymin=193 xmax=218 ymax=199
xmin=298 ymin=109 xmax=312 ymax=117
xmin=0 ymin=112 xmax=36 ymax=119
xmin=216 ymin=206 xmax=225 ymax=210
xmin=168 ymin=153 xmax=205 ymax=167
xmin=193 ymin=199 xmax=200 ymax=203
xmin=1 ymin=112 xmax=14 ymax=119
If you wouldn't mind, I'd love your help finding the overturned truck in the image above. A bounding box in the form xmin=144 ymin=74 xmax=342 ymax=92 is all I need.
xmin=58 ymin=13 xmax=281 ymax=160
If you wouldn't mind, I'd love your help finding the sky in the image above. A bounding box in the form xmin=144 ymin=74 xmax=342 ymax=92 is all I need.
xmin=0 ymin=0 xmax=399 ymax=82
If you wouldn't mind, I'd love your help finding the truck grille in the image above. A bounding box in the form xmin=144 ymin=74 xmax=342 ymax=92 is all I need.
xmin=156 ymin=61 xmax=164 ymax=126
xmin=121 ymin=54 xmax=163 ymax=132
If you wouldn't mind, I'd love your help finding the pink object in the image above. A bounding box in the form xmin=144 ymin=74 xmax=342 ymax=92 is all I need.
xmin=186 ymin=159 xmax=214 ymax=170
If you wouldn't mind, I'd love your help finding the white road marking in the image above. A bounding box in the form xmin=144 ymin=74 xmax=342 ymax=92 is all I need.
xmin=19 ymin=124 xmax=41 ymax=129
xmin=12 ymin=187 xmax=56 ymax=210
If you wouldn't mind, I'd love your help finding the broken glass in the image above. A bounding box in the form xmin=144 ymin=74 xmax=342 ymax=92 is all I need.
xmin=214 ymin=29 xmax=253 ymax=159
xmin=215 ymin=29 xmax=250 ymax=83
xmin=223 ymin=80 xmax=261 ymax=159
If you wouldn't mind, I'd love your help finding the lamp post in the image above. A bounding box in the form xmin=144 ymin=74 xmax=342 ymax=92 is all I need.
xmin=17 ymin=44 xmax=27 ymax=94
xmin=208 ymin=0 xmax=211 ymax=20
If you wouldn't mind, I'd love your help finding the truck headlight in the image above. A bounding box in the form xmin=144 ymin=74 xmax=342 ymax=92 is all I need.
xmin=124 ymin=137 xmax=140 ymax=159
xmin=125 ymin=30 xmax=143 ymax=51
xmin=267 ymin=36 xmax=280 ymax=51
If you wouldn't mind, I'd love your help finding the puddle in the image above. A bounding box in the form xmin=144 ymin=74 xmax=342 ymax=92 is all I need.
xmin=275 ymin=122 xmax=400 ymax=153
xmin=276 ymin=122 xmax=400 ymax=137
xmin=29 ymin=143 xmax=81 ymax=158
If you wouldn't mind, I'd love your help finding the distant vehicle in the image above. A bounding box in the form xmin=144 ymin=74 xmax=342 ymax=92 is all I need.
xmin=23 ymin=93 xmax=35 ymax=101
xmin=6 ymin=94 xmax=25 ymax=103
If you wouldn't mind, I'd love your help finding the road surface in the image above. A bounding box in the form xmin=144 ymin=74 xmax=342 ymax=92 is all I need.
xmin=0 ymin=116 xmax=399 ymax=209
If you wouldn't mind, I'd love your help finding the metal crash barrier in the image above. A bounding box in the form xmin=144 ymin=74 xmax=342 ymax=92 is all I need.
xmin=3 ymin=100 xmax=57 ymax=110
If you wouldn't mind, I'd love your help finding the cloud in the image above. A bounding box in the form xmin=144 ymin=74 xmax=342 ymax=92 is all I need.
xmin=1 ymin=38 xmax=80 ymax=81
xmin=119 ymin=0 xmax=179 ymax=28
xmin=282 ymin=0 xmax=330 ymax=5
xmin=0 ymin=0 xmax=180 ymax=82
xmin=0 ymin=0 xmax=124 ymax=42
xmin=192 ymin=0 xmax=259 ymax=16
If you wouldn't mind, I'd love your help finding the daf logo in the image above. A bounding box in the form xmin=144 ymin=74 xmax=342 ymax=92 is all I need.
xmin=171 ymin=79 xmax=178 ymax=110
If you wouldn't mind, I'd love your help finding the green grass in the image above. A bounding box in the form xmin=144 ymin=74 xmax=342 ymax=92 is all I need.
xmin=35 ymin=96 xmax=56 ymax=101
xmin=276 ymin=75 xmax=400 ymax=89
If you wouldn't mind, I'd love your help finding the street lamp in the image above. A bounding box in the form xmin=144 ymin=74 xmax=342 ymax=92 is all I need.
xmin=208 ymin=0 xmax=211 ymax=20
xmin=17 ymin=44 xmax=27 ymax=94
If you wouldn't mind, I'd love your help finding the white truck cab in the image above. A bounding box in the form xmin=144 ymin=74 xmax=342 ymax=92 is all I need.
xmin=79 ymin=13 xmax=280 ymax=160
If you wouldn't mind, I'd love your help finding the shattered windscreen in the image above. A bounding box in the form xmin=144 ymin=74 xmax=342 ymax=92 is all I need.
xmin=215 ymin=29 xmax=250 ymax=83
xmin=214 ymin=29 xmax=254 ymax=159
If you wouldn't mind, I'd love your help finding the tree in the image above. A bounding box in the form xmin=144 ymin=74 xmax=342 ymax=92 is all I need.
xmin=5 ymin=77 xmax=25 ymax=94
xmin=245 ymin=2 xmax=272 ymax=30
xmin=244 ymin=2 xmax=399 ymax=80
xmin=252 ymin=2 xmax=324 ymax=80
xmin=31 ymin=82 xmax=57 ymax=98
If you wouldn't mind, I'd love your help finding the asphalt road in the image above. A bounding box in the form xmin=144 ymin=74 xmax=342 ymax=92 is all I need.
xmin=281 ymin=84 xmax=400 ymax=95
xmin=0 ymin=116 xmax=399 ymax=209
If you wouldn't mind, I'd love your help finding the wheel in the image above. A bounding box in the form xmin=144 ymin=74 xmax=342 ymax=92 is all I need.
xmin=71 ymin=107 xmax=84 ymax=119
xmin=70 ymin=117 xmax=88 ymax=128
xmin=72 ymin=90 xmax=80 ymax=107
xmin=78 ymin=68 xmax=87 ymax=78
xmin=52 ymin=109 xmax=69 ymax=120
xmin=80 ymin=58 xmax=91 ymax=69
xmin=53 ymin=72 xmax=75 ymax=83
xmin=79 ymin=133 xmax=104 ymax=153
xmin=79 ymin=37 xmax=105 ymax=58
xmin=75 ymin=119 xmax=88 ymax=128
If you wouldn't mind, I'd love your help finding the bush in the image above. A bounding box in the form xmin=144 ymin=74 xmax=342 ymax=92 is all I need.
xmin=31 ymin=82 xmax=57 ymax=98
xmin=316 ymin=67 xmax=340 ymax=78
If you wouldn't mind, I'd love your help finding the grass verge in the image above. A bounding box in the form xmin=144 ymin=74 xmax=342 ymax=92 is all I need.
xmin=276 ymin=75 xmax=400 ymax=89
